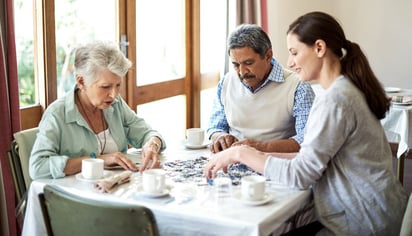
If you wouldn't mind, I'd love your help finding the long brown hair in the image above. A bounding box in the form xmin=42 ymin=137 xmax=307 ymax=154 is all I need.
xmin=287 ymin=11 xmax=390 ymax=119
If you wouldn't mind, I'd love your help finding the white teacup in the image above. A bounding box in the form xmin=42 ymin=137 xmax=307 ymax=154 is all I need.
xmin=142 ymin=169 xmax=166 ymax=194
xmin=186 ymin=128 xmax=205 ymax=146
xmin=82 ymin=158 xmax=104 ymax=179
xmin=241 ymin=175 xmax=266 ymax=201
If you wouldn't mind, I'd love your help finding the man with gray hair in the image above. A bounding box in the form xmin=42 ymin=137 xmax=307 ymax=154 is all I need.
xmin=207 ymin=24 xmax=315 ymax=153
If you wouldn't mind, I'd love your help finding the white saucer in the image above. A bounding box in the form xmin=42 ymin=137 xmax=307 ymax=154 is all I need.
xmin=385 ymin=87 xmax=401 ymax=93
xmin=75 ymin=171 xmax=113 ymax=183
xmin=392 ymin=101 xmax=412 ymax=106
xmin=136 ymin=185 xmax=170 ymax=198
xmin=185 ymin=142 xmax=209 ymax=149
xmin=232 ymin=191 xmax=274 ymax=206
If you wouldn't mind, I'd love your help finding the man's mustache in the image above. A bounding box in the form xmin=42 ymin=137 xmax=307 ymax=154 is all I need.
xmin=240 ymin=74 xmax=256 ymax=80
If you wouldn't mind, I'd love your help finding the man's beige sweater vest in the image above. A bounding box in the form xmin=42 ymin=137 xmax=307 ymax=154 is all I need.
xmin=221 ymin=69 xmax=299 ymax=141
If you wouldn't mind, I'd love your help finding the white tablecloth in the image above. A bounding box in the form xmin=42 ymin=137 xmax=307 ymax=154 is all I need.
xmin=22 ymin=145 xmax=312 ymax=236
xmin=382 ymin=88 xmax=412 ymax=151
xmin=381 ymin=103 xmax=412 ymax=152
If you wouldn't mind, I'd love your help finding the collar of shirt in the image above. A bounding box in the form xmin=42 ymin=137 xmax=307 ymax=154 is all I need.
xmin=245 ymin=58 xmax=285 ymax=93
xmin=65 ymin=85 xmax=117 ymax=125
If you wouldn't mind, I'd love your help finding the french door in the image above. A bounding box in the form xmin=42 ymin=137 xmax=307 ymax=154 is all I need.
xmin=17 ymin=0 xmax=226 ymax=145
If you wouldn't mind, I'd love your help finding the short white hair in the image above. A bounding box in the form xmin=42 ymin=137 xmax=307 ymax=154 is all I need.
xmin=74 ymin=41 xmax=132 ymax=84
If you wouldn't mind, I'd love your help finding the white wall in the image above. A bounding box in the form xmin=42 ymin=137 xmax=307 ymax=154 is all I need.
xmin=267 ymin=0 xmax=412 ymax=89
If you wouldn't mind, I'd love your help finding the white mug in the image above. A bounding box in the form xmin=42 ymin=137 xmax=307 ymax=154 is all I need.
xmin=82 ymin=158 xmax=104 ymax=179
xmin=186 ymin=128 xmax=205 ymax=145
xmin=142 ymin=169 xmax=166 ymax=194
xmin=241 ymin=175 xmax=266 ymax=201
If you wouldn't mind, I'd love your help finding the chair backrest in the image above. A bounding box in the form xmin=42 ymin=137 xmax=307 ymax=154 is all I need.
xmin=8 ymin=147 xmax=27 ymax=229
xmin=39 ymin=184 xmax=160 ymax=236
xmin=9 ymin=143 xmax=26 ymax=201
xmin=400 ymin=194 xmax=412 ymax=236
xmin=13 ymin=127 xmax=39 ymax=190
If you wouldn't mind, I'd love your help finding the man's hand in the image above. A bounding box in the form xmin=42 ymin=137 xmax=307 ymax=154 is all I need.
xmin=209 ymin=133 xmax=238 ymax=153
xmin=232 ymin=139 xmax=259 ymax=149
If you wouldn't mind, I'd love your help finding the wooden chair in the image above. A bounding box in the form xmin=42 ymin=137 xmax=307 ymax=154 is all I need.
xmin=12 ymin=127 xmax=39 ymax=190
xmin=7 ymin=148 xmax=26 ymax=229
xmin=39 ymin=184 xmax=160 ymax=236
xmin=386 ymin=130 xmax=409 ymax=184
xmin=9 ymin=127 xmax=39 ymax=228
xmin=8 ymin=145 xmax=25 ymax=202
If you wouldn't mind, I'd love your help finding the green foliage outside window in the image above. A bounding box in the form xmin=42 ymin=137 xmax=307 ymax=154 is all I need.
xmin=17 ymin=39 xmax=35 ymax=106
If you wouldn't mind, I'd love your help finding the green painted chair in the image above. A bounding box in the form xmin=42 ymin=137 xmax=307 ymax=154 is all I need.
xmin=12 ymin=127 xmax=39 ymax=191
xmin=10 ymin=127 xmax=39 ymax=229
xmin=39 ymin=184 xmax=160 ymax=236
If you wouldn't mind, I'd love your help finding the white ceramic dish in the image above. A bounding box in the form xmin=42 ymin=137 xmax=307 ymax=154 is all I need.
xmin=385 ymin=87 xmax=401 ymax=93
xmin=136 ymin=185 xmax=170 ymax=198
xmin=75 ymin=170 xmax=113 ymax=183
xmin=232 ymin=191 xmax=274 ymax=206
xmin=392 ymin=101 xmax=412 ymax=106
xmin=185 ymin=142 xmax=209 ymax=149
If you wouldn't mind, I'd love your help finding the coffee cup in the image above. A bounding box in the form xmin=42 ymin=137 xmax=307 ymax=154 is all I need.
xmin=142 ymin=169 xmax=166 ymax=194
xmin=241 ymin=175 xmax=266 ymax=201
xmin=186 ymin=128 xmax=205 ymax=145
xmin=82 ymin=158 xmax=104 ymax=179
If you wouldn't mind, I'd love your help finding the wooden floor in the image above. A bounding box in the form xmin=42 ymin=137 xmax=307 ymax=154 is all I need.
xmin=394 ymin=153 xmax=412 ymax=194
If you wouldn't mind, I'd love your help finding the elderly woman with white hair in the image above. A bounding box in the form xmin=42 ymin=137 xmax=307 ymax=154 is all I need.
xmin=30 ymin=41 xmax=165 ymax=179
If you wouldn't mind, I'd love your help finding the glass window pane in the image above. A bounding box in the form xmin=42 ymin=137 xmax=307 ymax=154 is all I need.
xmin=201 ymin=88 xmax=215 ymax=130
xmin=200 ymin=0 xmax=227 ymax=74
xmin=200 ymin=0 xmax=230 ymax=132
xmin=55 ymin=0 xmax=117 ymax=97
xmin=135 ymin=0 xmax=185 ymax=86
xmin=14 ymin=0 xmax=37 ymax=106
xmin=137 ymin=96 xmax=186 ymax=147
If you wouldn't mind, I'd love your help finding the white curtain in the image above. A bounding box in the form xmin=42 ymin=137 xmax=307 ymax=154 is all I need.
xmin=235 ymin=0 xmax=262 ymax=25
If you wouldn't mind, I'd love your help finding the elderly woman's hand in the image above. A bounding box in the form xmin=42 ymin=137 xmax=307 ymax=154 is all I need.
xmin=140 ymin=138 xmax=162 ymax=172
xmin=100 ymin=152 xmax=138 ymax=171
